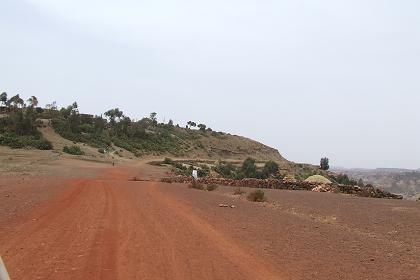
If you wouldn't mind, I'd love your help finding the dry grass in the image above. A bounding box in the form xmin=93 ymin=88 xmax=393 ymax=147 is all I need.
xmin=247 ymin=190 xmax=266 ymax=202
xmin=304 ymin=175 xmax=332 ymax=184
xmin=233 ymin=187 xmax=246 ymax=195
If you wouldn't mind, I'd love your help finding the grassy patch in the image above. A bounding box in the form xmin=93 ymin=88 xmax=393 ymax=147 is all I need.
xmin=63 ymin=145 xmax=85 ymax=155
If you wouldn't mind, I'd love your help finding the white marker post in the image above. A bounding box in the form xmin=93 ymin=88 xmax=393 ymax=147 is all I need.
xmin=0 ymin=257 xmax=10 ymax=280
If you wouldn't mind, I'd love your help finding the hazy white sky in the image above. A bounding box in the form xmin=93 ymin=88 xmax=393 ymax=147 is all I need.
xmin=1 ymin=0 xmax=419 ymax=168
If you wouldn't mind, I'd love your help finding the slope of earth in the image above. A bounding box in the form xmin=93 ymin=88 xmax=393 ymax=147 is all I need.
xmin=1 ymin=158 xmax=419 ymax=280
xmin=190 ymin=133 xmax=285 ymax=162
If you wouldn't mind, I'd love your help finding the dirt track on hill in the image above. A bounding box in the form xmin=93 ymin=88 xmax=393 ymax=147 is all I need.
xmin=1 ymin=163 xmax=420 ymax=280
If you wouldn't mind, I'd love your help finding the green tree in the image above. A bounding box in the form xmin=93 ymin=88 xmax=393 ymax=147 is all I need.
xmin=320 ymin=157 xmax=330 ymax=170
xmin=198 ymin=124 xmax=207 ymax=131
xmin=27 ymin=96 xmax=38 ymax=108
xmin=262 ymin=161 xmax=279 ymax=178
xmin=149 ymin=112 xmax=157 ymax=124
xmin=104 ymin=108 xmax=124 ymax=125
xmin=0 ymin=92 xmax=7 ymax=106
xmin=241 ymin=158 xmax=257 ymax=178
xmin=8 ymin=94 xmax=25 ymax=108
xmin=45 ymin=101 xmax=57 ymax=110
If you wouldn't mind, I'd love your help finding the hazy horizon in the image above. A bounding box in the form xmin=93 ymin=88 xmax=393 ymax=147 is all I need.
xmin=1 ymin=0 xmax=419 ymax=169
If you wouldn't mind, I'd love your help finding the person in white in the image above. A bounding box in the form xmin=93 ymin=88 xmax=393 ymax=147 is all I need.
xmin=192 ymin=169 xmax=198 ymax=180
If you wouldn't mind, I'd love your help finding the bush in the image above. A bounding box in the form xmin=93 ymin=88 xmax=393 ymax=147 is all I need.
xmin=163 ymin=157 xmax=173 ymax=164
xmin=189 ymin=181 xmax=204 ymax=190
xmin=233 ymin=187 xmax=245 ymax=195
xmin=34 ymin=138 xmax=53 ymax=150
xmin=63 ymin=145 xmax=85 ymax=155
xmin=214 ymin=162 xmax=236 ymax=178
xmin=247 ymin=190 xmax=266 ymax=202
xmin=206 ymin=184 xmax=218 ymax=191
xmin=98 ymin=148 xmax=105 ymax=154
xmin=0 ymin=133 xmax=52 ymax=150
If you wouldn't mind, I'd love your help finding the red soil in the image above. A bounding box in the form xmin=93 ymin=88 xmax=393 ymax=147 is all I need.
xmin=0 ymin=163 xmax=419 ymax=279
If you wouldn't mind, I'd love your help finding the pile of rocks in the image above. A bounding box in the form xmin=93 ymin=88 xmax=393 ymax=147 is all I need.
xmin=163 ymin=176 xmax=402 ymax=199
xmin=311 ymin=184 xmax=339 ymax=193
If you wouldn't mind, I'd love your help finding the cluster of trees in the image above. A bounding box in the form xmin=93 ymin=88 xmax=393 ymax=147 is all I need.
xmin=0 ymin=93 xmax=52 ymax=149
xmin=52 ymin=106 xmax=186 ymax=156
xmin=214 ymin=158 xmax=279 ymax=179
xmin=186 ymin=121 xmax=210 ymax=131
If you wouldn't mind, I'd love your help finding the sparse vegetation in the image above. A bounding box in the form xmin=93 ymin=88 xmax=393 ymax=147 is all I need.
xmin=214 ymin=161 xmax=236 ymax=178
xmin=206 ymin=184 xmax=218 ymax=191
xmin=0 ymin=94 xmax=53 ymax=150
xmin=63 ymin=145 xmax=85 ymax=155
xmin=247 ymin=190 xmax=266 ymax=202
xmin=189 ymin=181 xmax=205 ymax=190
xmin=233 ymin=187 xmax=245 ymax=195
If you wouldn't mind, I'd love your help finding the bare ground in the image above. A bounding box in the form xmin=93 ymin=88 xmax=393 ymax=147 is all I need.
xmin=0 ymin=155 xmax=419 ymax=279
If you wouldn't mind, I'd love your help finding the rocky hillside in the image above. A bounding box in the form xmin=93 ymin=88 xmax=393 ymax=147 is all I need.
xmin=182 ymin=133 xmax=285 ymax=162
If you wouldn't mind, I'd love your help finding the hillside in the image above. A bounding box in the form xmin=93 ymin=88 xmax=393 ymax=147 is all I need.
xmin=333 ymin=168 xmax=420 ymax=199
xmin=0 ymin=96 xmax=285 ymax=162
xmin=0 ymin=95 xmax=407 ymax=198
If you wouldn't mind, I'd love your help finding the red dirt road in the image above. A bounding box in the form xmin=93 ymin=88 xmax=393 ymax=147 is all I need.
xmin=1 ymin=163 xmax=420 ymax=279
xmin=0 ymin=168 xmax=282 ymax=280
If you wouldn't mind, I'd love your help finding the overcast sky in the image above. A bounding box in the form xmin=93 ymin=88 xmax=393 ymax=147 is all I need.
xmin=1 ymin=0 xmax=419 ymax=169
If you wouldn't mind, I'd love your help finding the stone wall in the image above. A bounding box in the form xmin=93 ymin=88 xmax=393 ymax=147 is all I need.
xmin=163 ymin=176 xmax=403 ymax=199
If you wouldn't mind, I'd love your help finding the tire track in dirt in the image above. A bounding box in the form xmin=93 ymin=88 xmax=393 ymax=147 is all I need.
xmin=0 ymin=168 xmax=285 ymax=280
xmin=145 ymin=182 xmax=283 ymax=280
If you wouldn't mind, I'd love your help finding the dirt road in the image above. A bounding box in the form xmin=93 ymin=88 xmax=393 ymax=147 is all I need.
xmin=1 ymin=163 xmax=419 ymax=279
xmin=0 ymin=167 xmax=282 ymax=280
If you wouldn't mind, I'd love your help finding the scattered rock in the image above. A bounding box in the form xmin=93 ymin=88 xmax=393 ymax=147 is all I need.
xmin=219 ymin=204 xmax=236 ymax=208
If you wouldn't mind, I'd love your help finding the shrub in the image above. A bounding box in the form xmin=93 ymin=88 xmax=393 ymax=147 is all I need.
xmin=214 ymin=162 xmax=236 ymax=178
xmin=233 ymin=187 xmax=245 ymax=195
xmin=0 ymin=133 xmax=52 ymax=150
xmin=206 ymin=184 xmax=218 ymax=191
xmin=63 ymin=145 xmax=85 ymax=155
xmin=163 ymin=157 xmax=173 ymax=164
xmin=34 ymin=138 xmax=53 ymax=150
xmin=98 ymin=148 xmax=105 ymax=154
xmin=189 ymin=181 xmax=204 ymax=190
xmin=247 ymin=190 xmax=266 ymax=202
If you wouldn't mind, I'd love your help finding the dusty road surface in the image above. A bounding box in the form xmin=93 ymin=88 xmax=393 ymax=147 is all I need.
xmin=1 ymin=161 xmax=420 ymax=280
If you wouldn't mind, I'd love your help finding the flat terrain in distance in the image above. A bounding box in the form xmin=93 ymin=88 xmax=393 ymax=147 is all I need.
xmin=0 ymin=149 xmax=419 ymax=280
